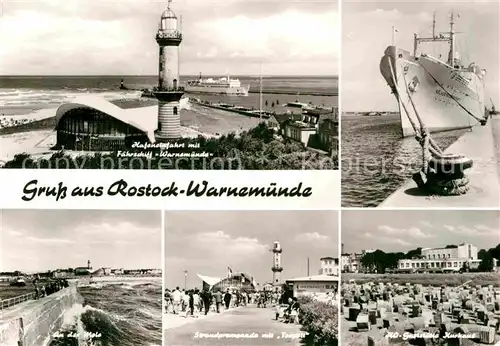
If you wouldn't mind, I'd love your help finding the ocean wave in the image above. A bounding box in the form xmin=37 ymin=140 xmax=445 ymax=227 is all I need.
xmin=0 ymin=88 xmax=142 ymax=110
xmin=50 ymin=294 xmax=161 ymax=346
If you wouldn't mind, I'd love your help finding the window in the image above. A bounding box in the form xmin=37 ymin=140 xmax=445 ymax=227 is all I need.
xmin=173 ymin=106 xmax=178 ymax=115
xmin=173 ymin=79 xmax=178 ymax=90
xmin=158 ymin=121 xmax=162 ymax=131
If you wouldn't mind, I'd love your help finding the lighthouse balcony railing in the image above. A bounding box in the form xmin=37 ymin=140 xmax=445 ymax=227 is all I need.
xmin=156 ymin=31 xmax=182 ymax=40
xmin=272 ymin=266 xmax=284 ymax=271
xmin=153 ymin=86 xmax=185 ymax=92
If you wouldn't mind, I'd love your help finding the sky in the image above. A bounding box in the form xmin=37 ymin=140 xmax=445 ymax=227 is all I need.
xmin=0 ymin=0 xmax=339 ymax=76
xmin=342 ymin=0 xmax=500 ymax=111
xmin=164 ymin=211 xmax=338 ymax=289
xmin=342 ymin=210 xmax=500 ymax=254
xmin=0 ymin=210 xmax=161 ymax=272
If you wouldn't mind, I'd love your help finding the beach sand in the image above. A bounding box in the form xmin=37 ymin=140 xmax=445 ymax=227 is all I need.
xmin=0 ymin=108 xmax=59 ymax=129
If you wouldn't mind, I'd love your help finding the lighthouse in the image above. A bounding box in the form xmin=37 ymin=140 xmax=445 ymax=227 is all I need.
xmin=154 ymin=0 xmax=183 ymax=141
xmin=271 ymin=241 xmax=283 ymax=284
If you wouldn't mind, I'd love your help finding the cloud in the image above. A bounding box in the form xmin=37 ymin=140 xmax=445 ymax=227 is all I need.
xmin=446 ymin=224 xmax=498 ymax=237
xmin=193 ymin=231 xmax=268 ymax=259
xmin=76 ymin=221 xmax=158 ymax=237
xmin=420 ymin=221 xmax=432 ymax=227
xmin=385 ymin=238 xmax=411 ymax=246
xmin=8 ymin=230 xmax=23 ymax=237
xmin=378 ymin=225 xmax=434 ymax=239
xmin=24 ymin=236 xmax=74 ymax=245
xmin=0 ymin=0 xmax=338 ymax=75
xmin=3 ymin=227 xmax=72 ymax=244
xmin=294 ymin=232 xmax=330 ymax=243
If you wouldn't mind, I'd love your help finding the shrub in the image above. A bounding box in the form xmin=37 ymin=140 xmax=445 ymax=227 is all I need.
xmin=298 ymin=296 xmax=338 ymax=346
xmin=3 ymin=122 xmax=337 ymax=170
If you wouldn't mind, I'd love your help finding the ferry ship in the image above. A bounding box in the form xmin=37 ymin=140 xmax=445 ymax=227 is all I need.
xmin=380 ymin=13 xmax=487 ymax=137
xmin=185 ymin=74 xmax=250 ymax=96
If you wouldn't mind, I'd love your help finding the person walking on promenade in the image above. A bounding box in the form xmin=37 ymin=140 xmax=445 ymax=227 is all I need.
xmin=224 ymin=289 xmax=232 ymax=309
xmin=213 ymin=289 xmax=222 ymax=313
xmin=193 ymin=289 xmax=201 ymax=317
xmin=172 ymin=287 xmax=182 ymax=314
xmin=187 ymin=290 xmax=194 ymax=317
xmin=202 ymin=289 xmax=212 ymax=315
xmin=182 ymin=289 xmax=189 ymax=312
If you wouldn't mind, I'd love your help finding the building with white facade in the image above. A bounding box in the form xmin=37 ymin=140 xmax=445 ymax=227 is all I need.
xmin=397 ymin=243 xmax=482 ymax=272
xmin=318 ymin=257 xmax=339 ymax=276
xmin=286 ymin=275 xmax=338 ymax=302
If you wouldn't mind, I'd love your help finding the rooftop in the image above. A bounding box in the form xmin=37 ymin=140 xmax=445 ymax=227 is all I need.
xmin=286 ymin=274 xmax=339 ymax=282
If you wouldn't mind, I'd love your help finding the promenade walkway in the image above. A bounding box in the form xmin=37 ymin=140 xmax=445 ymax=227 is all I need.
xmin=165 ymin=305 xmax=305 ymax=346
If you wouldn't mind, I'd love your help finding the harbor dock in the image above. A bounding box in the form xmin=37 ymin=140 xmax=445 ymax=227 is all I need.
xmin=190 ymin=98 xmax=273 ymax=118
xmin=380 ymin=116 xmax=500 ymax=208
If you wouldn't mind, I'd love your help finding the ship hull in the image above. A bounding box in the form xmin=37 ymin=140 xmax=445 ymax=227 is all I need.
xmin=185 ymin=85 xmax=249 ymax=96
xmin=380 ymin=46 xmax=485 ymax=137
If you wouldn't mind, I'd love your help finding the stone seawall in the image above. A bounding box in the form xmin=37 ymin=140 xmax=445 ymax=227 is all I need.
xmin=0 ymin=285 xmax=81 ymax=346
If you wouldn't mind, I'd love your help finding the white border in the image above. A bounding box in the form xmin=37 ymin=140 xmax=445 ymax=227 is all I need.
xmin=0 ymin=170 xmax=340 ymax=210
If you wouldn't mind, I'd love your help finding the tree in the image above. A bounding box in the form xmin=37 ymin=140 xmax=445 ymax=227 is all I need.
xmin=478 ymin=253 xmax=494 ymax=272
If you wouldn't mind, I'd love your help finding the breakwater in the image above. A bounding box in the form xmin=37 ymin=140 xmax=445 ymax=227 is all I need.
xmin=248 ymin=89 xmax=338 ymax=96
xmin=190 ymin=99 xmax=272 ymax=119
xmin=0 ymin=285 xmax=81 ymax=346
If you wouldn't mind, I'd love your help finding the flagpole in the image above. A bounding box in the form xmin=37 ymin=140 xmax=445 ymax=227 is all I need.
xmin=392 ymin=26 xmax=395 ymax=46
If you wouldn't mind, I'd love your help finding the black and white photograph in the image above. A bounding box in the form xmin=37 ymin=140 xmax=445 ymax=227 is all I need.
xmin=163 ymin=211 xmax=339 ymax=346
xmin=0 ymin=0 xmax=338 ymax=170
xmin=341 ymin=0 xmax=500 ymax=208
xmin=341 ymin=210 xmax=500 ymax=346
xmin=0 ymin=210 xmax=162 ymax=346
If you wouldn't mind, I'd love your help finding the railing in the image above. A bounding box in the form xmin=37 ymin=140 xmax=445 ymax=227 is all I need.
xmin=0 ymin=292 xmax=36 ymax=310
xmin=154 ymin=86 xmax=185 ymax=92
xmin=156 ymin=31 xmax=182 ymax=40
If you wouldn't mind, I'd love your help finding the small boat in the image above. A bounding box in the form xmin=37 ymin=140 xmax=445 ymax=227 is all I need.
xmin=10 ymin=278 xmax=26 ymax=287
xmin=286 ymin=101 xmax=309 ymax=108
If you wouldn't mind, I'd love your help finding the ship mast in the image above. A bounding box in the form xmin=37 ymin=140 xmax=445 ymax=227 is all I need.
xmin=432 ymin=12 xmax=436 ymax=38
xmin=447 ymin=12 xmax=456 ymax=67
xmin=413 ymin=11 xmax=457 ymax=65
xmin=259 ymin=63 xmax=263 ymax=120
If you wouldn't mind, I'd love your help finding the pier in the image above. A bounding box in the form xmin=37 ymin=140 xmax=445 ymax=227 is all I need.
xmin=190 ymin=98 xmax=273 ymax=119
xmin=0 ymin=286 xmax=80 ymax=346
xmin=248 ymin=89 xmax=337 ymax=97
xmin=380 ymin=116 xmax=500 ymax=208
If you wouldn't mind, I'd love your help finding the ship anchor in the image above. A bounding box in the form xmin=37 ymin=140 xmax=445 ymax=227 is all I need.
xmin=388 ymin=57 xmax=473 ymax=196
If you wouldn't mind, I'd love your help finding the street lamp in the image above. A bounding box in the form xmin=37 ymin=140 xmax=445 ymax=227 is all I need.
xmin=184 ymin=270 xmax=187 ymax=290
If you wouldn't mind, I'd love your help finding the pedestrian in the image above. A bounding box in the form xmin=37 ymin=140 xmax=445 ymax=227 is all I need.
xmin=172 ymin=287 xmax=182 ymax=314
xmin=224 ymin=289 xmax=232 ymax=309
xmin=182 ymin=290 xmax=189 ymax=312
xmin=213 ymin=289 xmax=222 ymax=313
xmin=193 ymin=289 xmax=201 ymax=317
xmin=187 ymin=290 xmax=194 ymax=317
xmin=202 ymin=288 xmax=212 ymax=315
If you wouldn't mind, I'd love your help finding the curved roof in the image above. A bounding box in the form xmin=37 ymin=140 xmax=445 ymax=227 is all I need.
xmin=55 ymin=96 xmax=156 ymax=142
xmin=197 ymin=274 xmax=221 ymax=287
xmin=161 ymin=8 xmax=177 ymax=19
